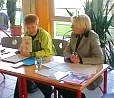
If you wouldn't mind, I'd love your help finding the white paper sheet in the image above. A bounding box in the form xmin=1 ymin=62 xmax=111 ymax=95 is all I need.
xmin=54 ymin=63 xmax=97 ymax=75
xmin=42 ymin=61 xmax=62 ymax=68
xmin=38 ymin=69 xmax=70 ymax=80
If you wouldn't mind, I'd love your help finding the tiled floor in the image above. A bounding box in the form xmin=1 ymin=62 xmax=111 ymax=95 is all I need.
xmin=0 ymin=69 xmax=114 ymax=98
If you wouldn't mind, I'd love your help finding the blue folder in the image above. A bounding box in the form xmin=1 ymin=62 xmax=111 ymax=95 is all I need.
xmin=22 ymin=57 xmax=35 ymax=66
xmin=22 ymin=57 xmax=45 ymax=66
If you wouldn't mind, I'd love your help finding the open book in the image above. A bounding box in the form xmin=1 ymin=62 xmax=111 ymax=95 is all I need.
xmin=60 ymin=73 xmax=91 ymax=85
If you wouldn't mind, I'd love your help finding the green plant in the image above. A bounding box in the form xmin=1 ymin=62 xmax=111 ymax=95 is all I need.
xmin=65 ymin=0 xmax=114 ymax=68
xmin=0 ymin=0 xmax=5 ymax=9
xmin=6 ymin=0 xmax=17 ymax=26
xmin=86 ymin=0 xmax=114 ymax=44
xmin=105 ymin=40 xmax=114 ymax=68
xmin=85 ymin=0 xmax=114 ymax=68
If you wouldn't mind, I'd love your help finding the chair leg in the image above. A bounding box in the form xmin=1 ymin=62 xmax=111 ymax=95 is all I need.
xmin=1 ymin=73 xmax=5 ymax=82
xmin=58 ymin=91 xmax=62 ymax=98
xmin=54 ymin=88 xmax=57 ymax=98
xmin=0 ymin=73 xmax=5 ymax=85
xmin=54 ymin=87 xmax=62 ymax=98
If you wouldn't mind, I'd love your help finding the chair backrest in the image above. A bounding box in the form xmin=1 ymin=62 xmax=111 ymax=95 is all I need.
xmin=1 ymin=37 xmax=22 ymax=49
xmin=52 ymin=39 xmax=68 ymax=56
xmin=0 ymin=12 xmax=8 ymax=30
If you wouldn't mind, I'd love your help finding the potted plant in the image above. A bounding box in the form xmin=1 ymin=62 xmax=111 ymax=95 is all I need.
xmin=84 ymin=0 xmax=114 ymax=68
xmin=6 ymin=0 xmax=22 ymax=36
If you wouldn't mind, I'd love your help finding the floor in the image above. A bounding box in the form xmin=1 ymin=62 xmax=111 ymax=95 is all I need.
xmin=0 ymin=69 xmax=114 ymax=98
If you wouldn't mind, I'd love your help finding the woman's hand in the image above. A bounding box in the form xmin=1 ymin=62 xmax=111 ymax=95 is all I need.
xmin=70 ymin=54 xmax=80 ymax=64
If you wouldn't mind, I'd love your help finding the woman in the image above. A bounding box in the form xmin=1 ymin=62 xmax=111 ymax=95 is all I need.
xmin=64 ymin=14 xmax=104 ymax=65
xmin=59 ymin=14 xmax=104 ymax=98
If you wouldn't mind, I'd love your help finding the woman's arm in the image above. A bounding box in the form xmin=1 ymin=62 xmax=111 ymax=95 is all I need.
xmin=82 ymin=32 xmax=104 ymax=65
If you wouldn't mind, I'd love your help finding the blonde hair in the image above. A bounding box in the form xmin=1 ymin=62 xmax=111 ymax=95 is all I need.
xmin=71 ymin=14 xmax=91 ymax=31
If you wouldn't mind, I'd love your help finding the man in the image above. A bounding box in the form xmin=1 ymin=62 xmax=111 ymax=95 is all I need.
xmin=14 ymin=14 xmax=56 ymax=98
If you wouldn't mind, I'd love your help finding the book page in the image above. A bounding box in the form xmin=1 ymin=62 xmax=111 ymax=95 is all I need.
xmin=21 ymin=36 xmax=32 ymax=52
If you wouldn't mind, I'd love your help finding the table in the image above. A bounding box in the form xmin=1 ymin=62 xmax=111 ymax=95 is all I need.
xmin=0 ymin=56 xmax=109 ymax=98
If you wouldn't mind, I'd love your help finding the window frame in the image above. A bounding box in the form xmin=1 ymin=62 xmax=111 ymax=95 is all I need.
xmin=52 ymin=0 xmax=85 ymax=39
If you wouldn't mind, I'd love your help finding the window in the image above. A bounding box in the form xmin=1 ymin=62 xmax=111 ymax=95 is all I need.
xmin=15 ymin=0 xmax=23 ymax=26
xmin=53 ymin=0 xmax=85 ymax=39
xmin=0 ymin=0 xmax=23 ymax=30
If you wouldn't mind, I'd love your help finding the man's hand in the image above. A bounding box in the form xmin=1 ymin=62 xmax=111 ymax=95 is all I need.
xmin=21 ymin=52 xmax=31 ymax=57
xmin=19 ymin=45 xmax=31 ymax=57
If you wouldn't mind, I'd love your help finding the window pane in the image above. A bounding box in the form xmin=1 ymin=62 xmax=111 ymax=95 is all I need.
xmin=16 ymin=0 xmax=22 ymax=8
xmin=54 ymin=21 xmax=72 ymax=39
xmin=53 ymin=0 xmax=86 ymax=39
xmin=54 ymin=0 xmax=85 ymax=17
xmin=15 ymin=11 xmax=23 ymax=26
xmin=0 ymin=0 xmax=23 ymax=30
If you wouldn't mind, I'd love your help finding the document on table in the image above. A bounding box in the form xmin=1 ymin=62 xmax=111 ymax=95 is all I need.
xmin=38 ymin=62 xmax=98 ymax=80
xmin=2 ymin=54 xmax=29 ymax=63
xmin=42 ymin=61 xmax=62 ymax=68
xmin=60 ymin=72 xmax=91 ymax=85
xmin=53 ymin=63 xmax=98 ymax=75
xmin=38 ymin=67 xmax=92 ymax=85
xmin=38 ymin=69 xmax=70 ymax=80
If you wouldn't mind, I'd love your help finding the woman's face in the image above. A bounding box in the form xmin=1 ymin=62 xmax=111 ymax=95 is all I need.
xmin=71 ymin=24 xmax=83 ymax=35
xmin=26 ymin=22 xmax=38 ymax=36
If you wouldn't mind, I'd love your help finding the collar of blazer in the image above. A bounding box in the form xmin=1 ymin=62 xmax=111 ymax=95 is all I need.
xmin=75 ymin=31 xmax=90 ymax=51
xmin=75 ymin=31 xmax=89 ymax=38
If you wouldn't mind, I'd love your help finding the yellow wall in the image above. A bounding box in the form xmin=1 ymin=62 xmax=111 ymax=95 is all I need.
xmin=35 ymin=0 xmax=53 ymax=34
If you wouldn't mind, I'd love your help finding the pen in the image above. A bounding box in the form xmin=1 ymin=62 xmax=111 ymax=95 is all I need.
xmin=1 ymin=52 xmax=10 ymax=55
xmin=1 ymin=49 xmax=5 ymax=53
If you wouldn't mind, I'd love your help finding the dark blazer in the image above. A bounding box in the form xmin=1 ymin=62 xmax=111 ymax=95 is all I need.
xmin=64 ymin=30 xmax=104 ymax=65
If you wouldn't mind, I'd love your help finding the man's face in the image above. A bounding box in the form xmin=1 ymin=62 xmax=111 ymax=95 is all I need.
xmin=26 ymin=22 xmax=39 ymax=36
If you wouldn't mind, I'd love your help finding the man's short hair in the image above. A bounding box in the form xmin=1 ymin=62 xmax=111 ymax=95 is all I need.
xmin=24 ymin=14 xmax=39 ymax=25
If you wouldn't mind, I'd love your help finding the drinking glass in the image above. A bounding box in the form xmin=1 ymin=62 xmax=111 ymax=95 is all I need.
xmin=35 ymin=58 xmax=42 ymax=73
